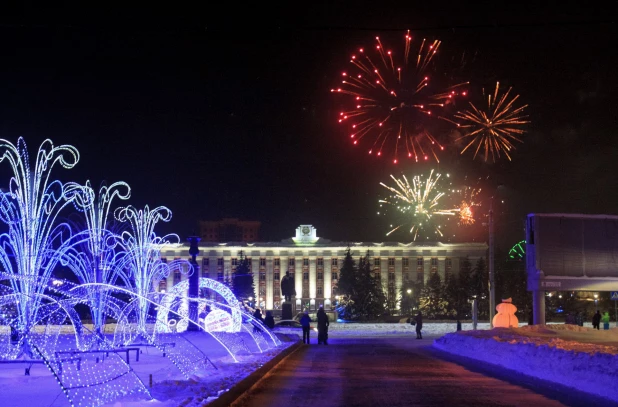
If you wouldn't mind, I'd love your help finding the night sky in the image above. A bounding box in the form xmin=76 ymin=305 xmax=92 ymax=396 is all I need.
xmin=0 ymin=4 xmax=616 ymax=250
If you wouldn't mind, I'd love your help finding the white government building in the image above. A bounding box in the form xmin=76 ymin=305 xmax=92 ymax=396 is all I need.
xmin=158 ymin=225 xmax=488 ymax=312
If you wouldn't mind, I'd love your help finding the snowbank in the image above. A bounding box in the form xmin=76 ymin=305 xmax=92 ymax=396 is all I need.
xmin=433 ymin=325 xmax=618 ymax=402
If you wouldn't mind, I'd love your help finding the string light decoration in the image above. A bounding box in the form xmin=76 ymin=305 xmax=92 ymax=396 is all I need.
xmin=114 ymin=205 xmax=192 ymax=332
xmin=0 ymin=138 xmax=284 ymax=406
xmin=156 ymin=278 xmax=242 ymax=333
xmin=65 ymin=180 xmax=132 ymax=336
xmin=0 ymin=138 xmax=87 ymax=352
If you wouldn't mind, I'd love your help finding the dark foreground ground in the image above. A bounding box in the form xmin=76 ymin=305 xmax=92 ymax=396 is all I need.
xmin=233 ymin=335 xmax=617 ymax=407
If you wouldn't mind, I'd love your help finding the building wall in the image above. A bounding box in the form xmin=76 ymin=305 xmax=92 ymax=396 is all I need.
xmin=158 ymin=241 xmax=487 ymax=312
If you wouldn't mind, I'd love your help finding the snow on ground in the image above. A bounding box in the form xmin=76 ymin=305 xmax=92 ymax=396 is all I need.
xmin=434 ymin=324 xmax=618 ymax=402
xmin=0 ymin=332 xmax=295 ymax=407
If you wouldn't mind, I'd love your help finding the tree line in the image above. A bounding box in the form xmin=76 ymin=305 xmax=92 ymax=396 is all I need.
xmin=336 ymin=247 xmax=531 ymax=321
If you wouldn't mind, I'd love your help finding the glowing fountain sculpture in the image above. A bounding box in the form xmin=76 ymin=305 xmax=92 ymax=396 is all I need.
xmin=0 ymin=138 xmax=86 ymax=355
xmin=65 ymin=180 xmax=132 ymax=337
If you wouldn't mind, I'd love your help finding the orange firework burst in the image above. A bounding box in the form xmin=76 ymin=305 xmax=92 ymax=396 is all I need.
xmin=456 ymin=82 xmax=529 ymax=162
xmin=332 ymin=31 xmax=467 ymax=164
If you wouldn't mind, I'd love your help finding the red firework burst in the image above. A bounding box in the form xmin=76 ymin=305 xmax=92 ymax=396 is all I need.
xmin=332 ymin=31 xmax=467 ymax=164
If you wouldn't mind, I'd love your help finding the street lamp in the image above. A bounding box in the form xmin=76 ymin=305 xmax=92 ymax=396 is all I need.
xmin=594 ymin=293 xmax=599 ymax=311
xmin=407 ymin=289 xmax=412 ymax=294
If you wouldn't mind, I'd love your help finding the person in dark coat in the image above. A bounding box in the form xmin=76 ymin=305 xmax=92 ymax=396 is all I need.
xmin=300 ymin=310 xmax=312 ymax=344
xmin=316 ymin=305 xmax=329 ymax=344
xmin=592 ymin=310 xmax=601 ymax=330
xmin=253 ymin=308 xmax=264 ymax=332
xmin=414 ymin=311 xmax=423 ymax=339
xmin=264 ymin=310 xmax=275 ymax=329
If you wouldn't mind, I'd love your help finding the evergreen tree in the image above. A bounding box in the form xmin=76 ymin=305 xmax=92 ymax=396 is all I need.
xmin=419 ymin=272 xmax=448 ymax=318
xmin=355 ymin=254 xmax=386 ymax=319
xmin=471 ymin=257 xmax=489 ymax=319
xmin=232 ymin=251 xmax=255 ymax=302
xmin=443 ymin=272 xmax=460 ymax=318
xmin=337 ymin=247 xmax=357 ymax=296
xmin=455 ymin=257 xmax=473 ymax=318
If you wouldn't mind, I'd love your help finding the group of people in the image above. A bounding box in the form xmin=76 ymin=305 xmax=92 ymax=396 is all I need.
xmin=591 ymin=310 xmax=611 ymax=330
xmin=252 ymin=308 xmax=275 ymax=331
xmin=300 ymin=305 xmax=329 ymax=344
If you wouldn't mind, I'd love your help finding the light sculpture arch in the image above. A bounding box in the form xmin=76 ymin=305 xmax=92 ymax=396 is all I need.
xmin=156 ymin=277 xmax=242 ymax=333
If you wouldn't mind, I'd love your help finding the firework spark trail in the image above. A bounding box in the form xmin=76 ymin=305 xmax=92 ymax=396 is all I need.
xmin=379 ymin=170 xmax=454 ymax=241
xmin=332 ymin=31 xmax=467 ymax=164
xmin=456 ymin=82 xmax=529 ymax=162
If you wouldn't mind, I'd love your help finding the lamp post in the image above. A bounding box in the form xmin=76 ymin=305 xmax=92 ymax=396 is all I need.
xmin=489 ymin=197 xmax=495 ymax=328
xmin=187 ymin=235 xmax=201 ymax=331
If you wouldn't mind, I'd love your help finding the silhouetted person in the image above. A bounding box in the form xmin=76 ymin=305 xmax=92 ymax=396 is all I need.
xmin=317 ymin=305 xmax=329 ymax=344
xmin=415 ymin=311 xmax=423 ymax=339
xmin=253 ymin=308 xmax=264 ymax=333
xmin=592 ymin=310 xmax=601 ymax=330
xmin=264 ymin=310 xmax=275 ymax=329
xmin=456 ymin=320 xmax=462 ymax=331
xmin=300 ymin=310 xmax=312 ymax=344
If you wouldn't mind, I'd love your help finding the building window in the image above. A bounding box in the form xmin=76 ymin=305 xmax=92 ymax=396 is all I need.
xmin=260 ymin=272 xmax=266 ymax=281
xmin=303 ymin=258 xmax=309 ymax=266
xmin=317 ymin=286 xmax=323 ymax=295
xmin=332 ymin=272 xmax=338 ymax=280
xmin=332 ymin=258 xmax=338 ymax=266
xmin=417 ymin=257 xmax=423 ymax=268
xmin=388 ymin=272 xmax=395 ymax=281
xmin=158 ymin=279 xmax=167 ymax=292
xmin=317 ymin=258 xmax=323 ymax=266
xmin=446 ymin=258 xmax=452 ymax=268
xmin=388 ymin=257 xmax=395 ymax=266
xmin=259 ymin=287 xmax=266 ymax=296
xmin=161 ymin=257 xmax=168 ymax=264
xmin=303 ymin=272 xmax=309 ymax=280
xmin=274 ymin=258 xmax=280 ymax=267
xmin=417 ymin=271 xmax=424 ymax=284
xmin=403 ymin=257 xmax=409 ymax=267
xmin=217 ymin=258 xmax=224 ymax=266
xmin=289 ymin=258 xmax=295 ymax=267
xmin=202 ymin=258 xmax=209 ymax=266
xmin=232 ymin=258 xmax=238 ymax=266
xmin=260 ymin=258 xmax=266 ymax=267
xmin=374 ymin=258 xmax=380 ymax=266
xmin=217 ymin=271 xmax=224 ymax=281
xmin=173 ymin=270 xmax=181 ymax=284
xmin=317 ymin=272 xmax=323 ymax=280
xmin=431 ymin=258 xmax=438 ymax=267
xmin=374 ymin=272 xmax=381 ymax=280
xmin=274 ymin=272 xmax=280 ymax=280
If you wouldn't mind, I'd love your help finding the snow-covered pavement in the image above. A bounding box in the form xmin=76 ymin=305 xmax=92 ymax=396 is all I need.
xmin=434 ymin=324 xmax=618 ymax=403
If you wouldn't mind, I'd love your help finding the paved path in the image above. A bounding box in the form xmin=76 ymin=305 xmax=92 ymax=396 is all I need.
xmin=235 ymin=336 xmax=614 ymax=407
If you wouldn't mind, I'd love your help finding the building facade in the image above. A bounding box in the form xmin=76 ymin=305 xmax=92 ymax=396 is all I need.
xmin=159 ymin=225 xmax=488 ymax=312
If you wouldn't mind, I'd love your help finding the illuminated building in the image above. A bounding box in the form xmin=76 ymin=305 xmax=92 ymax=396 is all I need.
xmin=160 ymin=225 xmax=487 ymax=312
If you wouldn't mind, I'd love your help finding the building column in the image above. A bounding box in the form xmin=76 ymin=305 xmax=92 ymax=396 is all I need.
xmin=295 ymin=257 xmax=302 ymax=308
xmin=395 ymin=257 xmax=403 ymax=309
xmin=266 ymin=258 xmax=274 ymax=310
xmin=438 ymin=257 xmax=446 ymax=281
xmin=380 ymin=258 xmax=388 ymax=291
xmin=324 ymin=258 xmax=332 ymax=300
xmin=309 ymin=258 xmax=317 ymax=303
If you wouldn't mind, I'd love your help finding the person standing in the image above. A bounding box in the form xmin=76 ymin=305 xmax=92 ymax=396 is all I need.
xmin=601 ymin=311 xmax=610 ymax=330
xmin=592 ymin=310 xmax=601 ymax=330
xmin=414 ymin=311 xmax=423 ymax=339
xmin=264 ymin=310 xmax=275 ymax=329
xmin=253 ymin=308 xmax=264 ymax=333
xmin=316 ymin=305 xmax=329 ymax=345
xmin=300 ymin=310 xmax=312 ymax=344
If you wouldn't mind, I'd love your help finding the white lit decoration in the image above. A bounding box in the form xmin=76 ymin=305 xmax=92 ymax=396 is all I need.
xmin=65 ymin=180 xmax=131 ymax=336
xmin=114 ymin=205 xmax=191 ymax=332
xmin=156 ymin=277 xmax=242 ymax=333
xmin=0 ymin=138 xmax=283 ymax=407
